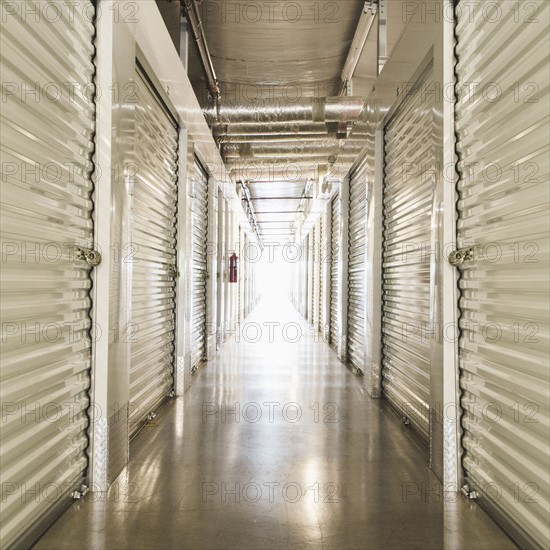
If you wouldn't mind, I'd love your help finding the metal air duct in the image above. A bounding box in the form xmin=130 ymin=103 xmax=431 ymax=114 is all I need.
xmin=204 ymin=97 xmax=364 ymax=125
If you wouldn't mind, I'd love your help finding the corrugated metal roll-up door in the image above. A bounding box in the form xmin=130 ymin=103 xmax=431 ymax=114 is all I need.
xmin=0 ymin=3 xmax=96 ymax=547
xmin=330 ymin=193 xmax=340 ymax=347
xmin=347 ymin=155 xmax=368 ymax=372
xmin=455 ymin=3 xmax=549 ymax=547
xmin=301 ymin=236 xmax=308 ymax=316
xmin=309 ymin=228 xmax=315 ymax=323
xmin=129 ymin=68 xmax=178 ymax=436
xmin=381 ymin=64 xmax=435 ymax=444
xmin=246 ymin=234 xmax=251 ymax=316
xmin=238 ymin=226 xmax=243 ymax=322
xmin=191 ymin=159 xmax=209 ymax=371
xmin=245 ymin=232 xmax=248 ymax=316
xmin=318 ymin=214 xmax=326 ymax=334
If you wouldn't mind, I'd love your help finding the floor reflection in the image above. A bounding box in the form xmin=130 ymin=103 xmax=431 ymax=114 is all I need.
xmin=35 ymin=298 xmax=514 ymax=549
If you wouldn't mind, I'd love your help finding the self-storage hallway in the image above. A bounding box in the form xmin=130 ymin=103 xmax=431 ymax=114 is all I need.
xmin=34 ymin=297 xmax=514 ymax=550
xmin=1 ymin=0 xmax=549 ymax=549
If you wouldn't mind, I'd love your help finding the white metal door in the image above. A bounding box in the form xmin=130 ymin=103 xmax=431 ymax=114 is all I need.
xmin=0 ymin=2 xmax=96 ymax=547
xmin=347 ymin=157 xmax=368 ymax=372
xmin=330 ymin=194 xmax=340 ymax=347
xmin=455 ymin=3 xmax=549 ymax=547
xmin=191 ymin=159 xmax=209 ymax=371
xmin=381 ymin=64 xmax=435 ymax=444
xmin=129 ymin=68 xmax=178 ymax=436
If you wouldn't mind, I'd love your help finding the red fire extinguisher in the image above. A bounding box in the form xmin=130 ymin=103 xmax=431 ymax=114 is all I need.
xmin=229 ymin=253 xmax=238 ymax=283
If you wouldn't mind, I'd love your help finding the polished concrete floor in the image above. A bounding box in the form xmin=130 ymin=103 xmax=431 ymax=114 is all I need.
xmin=35 ymin=297 xmax=515 ymax=549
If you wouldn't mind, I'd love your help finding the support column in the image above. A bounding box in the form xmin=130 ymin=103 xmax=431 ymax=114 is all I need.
xmin=442 ymin=0 xmax=460 ymax=489
xmin=90 ymin=3 xmax=134 ymax=489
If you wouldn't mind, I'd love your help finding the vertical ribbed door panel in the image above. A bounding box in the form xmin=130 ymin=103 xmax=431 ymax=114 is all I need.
xmin=0 ymin=2 xmax=96 ymax=547
xmin=455 ymin=3 xmax=549 ymax=547
xmin=191 ymin=160 xmax=209 ymax=371
xmin=309 ymin=228 xmax=315 ymax=323
xmin=301 ymin=236 xmax=308 ymax=317
xmin=330 ymin=194 xmax=340 ymax=347
xmin=128 ymin=69 xmax=178 ymax=436
xmin=245 ymin=234 xmax=250 ymax=316
xmin=347 ymin=157 xmax=368 ymax=372
xmin=381 ymin=65 xmax=435 ymax=444
xmin=318 ymin=214 xmax=326 ymax=334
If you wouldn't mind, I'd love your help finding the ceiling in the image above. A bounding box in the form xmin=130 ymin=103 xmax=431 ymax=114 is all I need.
xmin=188 ymin=0 xmax=365 ymax=100
xmin=186 ymin=0 xmax=370 ymax=242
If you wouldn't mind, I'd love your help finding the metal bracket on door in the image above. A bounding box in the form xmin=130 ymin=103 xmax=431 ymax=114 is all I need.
xmin=448 ymin=246 xmax=474 ymax=267
xmin=460 ymin=484 xmax=479 ymax=500
xmin=75 ymin=246 xmax=102 ymax=267
xmin=72 ymin=484 xmax=90 ymax=500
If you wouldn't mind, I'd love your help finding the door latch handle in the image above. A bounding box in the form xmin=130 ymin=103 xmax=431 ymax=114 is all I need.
xmin=75 ymin=246 xmax=101 ymax=267
xmin=168 ymin=265 xmax=180 ymax=278
xmin=448 ymin=246 xmax=474 ymax=267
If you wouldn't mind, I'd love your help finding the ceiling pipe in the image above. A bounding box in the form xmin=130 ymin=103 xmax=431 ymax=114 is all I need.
xmin=204 ymin=97 xmax=364 ymax=125
xmin=231 ymin=162 xmax=350 ymax=180
xmin=230 ymin=167 xmax=322 ymax=183
xmin=214 ymin=122 xmax=329 ymax=135
xmin=339 ymin=1 xmax=378 ymax=95
xmin=216 ymin=134 xmax=342 ymax=144
xmin=221 ymin=141 xmax=363 ymax=158
xmin=223 ymin=144 xmax=362 ymax=166
xmin=226 ymin=155 xmax=358 ymax=167
xmin=230 ymin=140 xmax=364 ymax=152
xmin=229 ymin=161 xmax=351 ymax=184
xmin=182 ymin=0 xmax=220 ymax=101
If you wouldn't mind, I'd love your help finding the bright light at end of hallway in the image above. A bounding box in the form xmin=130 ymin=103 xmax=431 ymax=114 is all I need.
xmin=256 ymin=245 xmax=293 ymax=306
